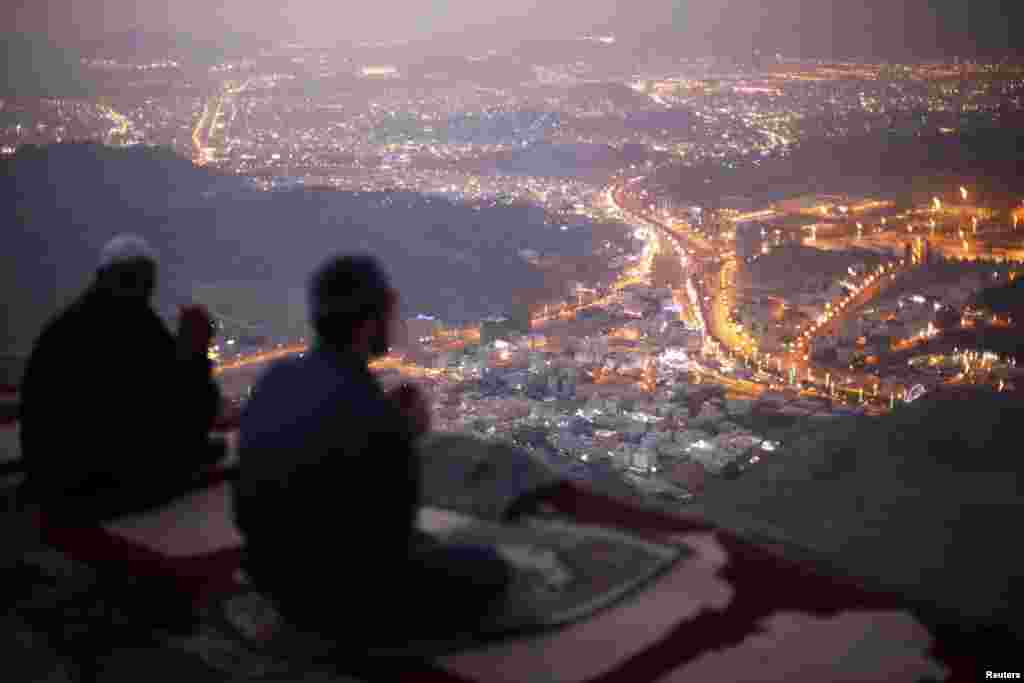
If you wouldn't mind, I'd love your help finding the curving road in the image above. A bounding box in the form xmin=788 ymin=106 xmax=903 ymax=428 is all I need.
xmin=611 ymin=181 xmax=917 ymax=408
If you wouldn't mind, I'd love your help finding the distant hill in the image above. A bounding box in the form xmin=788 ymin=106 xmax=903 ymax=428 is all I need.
xmin=688 ymin=386 xmax=1024 ymax=643
xmin=1 ymin=143 xmax=601 ymax=352
xmin=496 ymin=142 xmax=624 ymax=178
xmin=654 ymin=122 xmax=1024 ymax=204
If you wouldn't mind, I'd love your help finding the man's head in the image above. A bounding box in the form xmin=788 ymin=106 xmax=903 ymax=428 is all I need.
xmin=309 ymin=254 xmax=397 ymax=358
xmin=95 ymin=234 xmax=158 ymax=302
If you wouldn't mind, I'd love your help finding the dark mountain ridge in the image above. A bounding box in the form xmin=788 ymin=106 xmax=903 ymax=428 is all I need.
xmin=2 ymin=143 xmax=601 ymax=351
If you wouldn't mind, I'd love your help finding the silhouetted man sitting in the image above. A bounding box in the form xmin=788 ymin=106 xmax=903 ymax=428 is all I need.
xmin=20 ymin=234 xmax=222 ymax=523
xmin=235 ymin=254 xmax=510 ymax=646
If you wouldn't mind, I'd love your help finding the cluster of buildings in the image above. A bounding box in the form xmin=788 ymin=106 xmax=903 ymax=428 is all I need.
xmin=368 ymin=268 xmax=784 ymax=498
xmin=6 ymin=48 xmax=1021 ymax=184
xmin=907 ymin=349 xmax=1021 ymax=388
xmin=813 ymin=295 xmax=940 ymax=363
xmin=0 ymin=99 xmax=140 ymax=150
xmin=853 ymin=269 xmax=1004 ymax=355
xmin=424 ymin=356 xmax=779 ymax=499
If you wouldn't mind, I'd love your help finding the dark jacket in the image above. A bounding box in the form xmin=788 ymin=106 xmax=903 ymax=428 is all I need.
xmin=19 ymin=287 xmax=221 ymax=521
xmin=233 ymin=347 xmax=419 ymax=623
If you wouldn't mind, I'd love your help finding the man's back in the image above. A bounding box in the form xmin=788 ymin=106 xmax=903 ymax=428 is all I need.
xmin=234 ymin=348 xmax=419 ymax=606
xmin=233 ymin=254 xmax=508 ymax=641
xmin=19 ymin=289 xmax=220 ymax=518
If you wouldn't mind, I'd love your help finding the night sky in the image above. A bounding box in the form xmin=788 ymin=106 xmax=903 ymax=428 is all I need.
xmin=5 ymin=0 xmax=1022 ymax=59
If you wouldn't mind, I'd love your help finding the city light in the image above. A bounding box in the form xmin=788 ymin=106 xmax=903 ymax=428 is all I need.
xmin=15 ymin=47 xmax=1020 ymax=484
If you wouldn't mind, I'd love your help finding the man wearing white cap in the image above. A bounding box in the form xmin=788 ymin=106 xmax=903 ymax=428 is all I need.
xmin=19 ymin=234 xmax=223 ymax=523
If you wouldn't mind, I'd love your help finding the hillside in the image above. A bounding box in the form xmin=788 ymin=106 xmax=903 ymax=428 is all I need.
xmin=688 ymin=386 xmax=1024 ymax=645
xmin=1 ymin=143 xmax=604 ymax=351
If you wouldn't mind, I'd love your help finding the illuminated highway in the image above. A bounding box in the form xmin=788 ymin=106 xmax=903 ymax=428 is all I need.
xmin=191 ymin=80 xmax=250 ymax=166
xmin=191 ymin=98 xmax=216 ymax=165
xmin=606 ymin=182 xmax=767 ymax=399
xmin=611 ymin=181 xmax=919 ymax=407
xmin=214 ymin=342 xmax=454 ymax=380
xmin=212 ymin=344 xmax=306 ymax=375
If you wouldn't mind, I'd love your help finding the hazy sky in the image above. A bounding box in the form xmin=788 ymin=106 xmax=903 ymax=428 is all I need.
xmin=6 ymin=0 xmax=1023 ymax=58
xmin=8 ymin=0 xmax=620 ymax=45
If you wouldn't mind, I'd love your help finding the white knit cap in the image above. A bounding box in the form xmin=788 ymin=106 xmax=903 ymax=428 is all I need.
xmin=98 ymin=234 xmax=158 ymax=270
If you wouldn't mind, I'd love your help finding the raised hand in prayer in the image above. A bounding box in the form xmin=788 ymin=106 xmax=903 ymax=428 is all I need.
xmin=387 ymin=382 xmax=432 ymax=439
xmin=178 ymin=304 xmax=215 ymax=358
